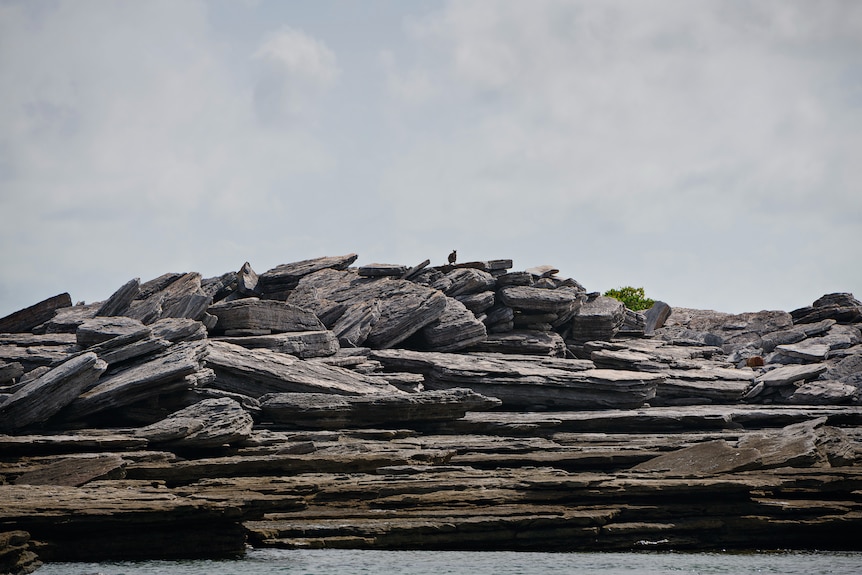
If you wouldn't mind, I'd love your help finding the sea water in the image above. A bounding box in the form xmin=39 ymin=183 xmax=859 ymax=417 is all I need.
xmin=33 ymin=548 xmax=862 ymax=575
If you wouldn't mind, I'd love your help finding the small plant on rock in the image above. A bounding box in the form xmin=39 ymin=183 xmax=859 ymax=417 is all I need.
xmin=603 ymin=286 xmax=655 ymax=311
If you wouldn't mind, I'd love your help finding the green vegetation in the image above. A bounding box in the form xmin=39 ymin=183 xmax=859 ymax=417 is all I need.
xmin=603 ymin=286 xmax=655 ymax=311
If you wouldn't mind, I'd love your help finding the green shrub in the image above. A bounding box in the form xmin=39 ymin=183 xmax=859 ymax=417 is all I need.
xmin=603 ymin=286 xmax=655 ymax=311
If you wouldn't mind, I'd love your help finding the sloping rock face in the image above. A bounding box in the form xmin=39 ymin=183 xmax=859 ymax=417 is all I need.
xmin=0 ymin=254 xmax=861 ymax=563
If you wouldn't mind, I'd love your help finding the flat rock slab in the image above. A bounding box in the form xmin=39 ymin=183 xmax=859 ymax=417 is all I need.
xmin=756 ymin=363 xmax=829 ymax=387
xmin=214 ymin=331 xmax=339 ymax=358
xmin=737 ymin=418 xmax=828 ymax=468
xmin=631 ymin=439 xmax=763 ymax=475
xmin=570 ymin=296 xmax=625 ymax=342
xmin=259 ymin=388 xmax=502 ymax=429
xmin=497 ymin=286 xmax=580 ymax=313
xmin=13 ymin=454 xmax=128 ymax=486
xmin=205 ymin=341 xmax=400 ymax=398
xmin=469 ymin=330 xmax=566 ymax=356
xmin=370 ymin=349 xmax=659 ymax=410
xmin=208 ymin=299 xmax=325 ymax=335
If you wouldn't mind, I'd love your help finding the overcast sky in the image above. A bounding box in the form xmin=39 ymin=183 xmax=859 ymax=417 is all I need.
xmin=1 ymin=0 xmax=860 ymax=318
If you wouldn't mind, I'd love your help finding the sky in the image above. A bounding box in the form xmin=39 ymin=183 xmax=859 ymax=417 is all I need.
xmin=1 ymin=0 xmax=860 ymax=318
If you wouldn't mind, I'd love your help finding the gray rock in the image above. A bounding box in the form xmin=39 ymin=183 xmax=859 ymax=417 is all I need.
xmin=498 ymin=285 xmax=581 ymax=313
xmin=0 ymin=353 xmax=107 ymax=431
xmin=208 ymin=298 xmax=325 ymax=335
xmin=76 ymin=317 xmax=148 ymax=348
xmin=205 ymin=340 xmax=400 ymax=398
xmin=432 ymin=268 xmax=497 ymax=297
xmin=455 ymin=291 xmax=495 ymax=314
xmin=470 ymin=330 xmax=566 ymax=356
xmin=287 ymin=269 xmax=448 ymax=349
xmin=0 ymin=293 xmax=72 ymax=334
xmin=358 ymin=263 xmax=408 ymax=277
xmin=775 ymin=342 xmax=831 ymax=362
xmin=214 ymin=331 xmax=339 ymax=359
xmin=420 ymin=298 xmax=488 ymax=352
xmin=631 ymin=439 xmax=762 ymax=475
xmin=570 ymin=296 xmax=625 ymax=342
xmin=756 ymin=363 xmax=829 ymax=387
xmin=134 ymin=397 xmax=253 ymax=448
xmin=259 ymin=388 xmax=501 ymax=429
xmin=791 ymin=292 xmax=862 ymax=324
xmin=788 ymin=380 xmax=858 ymax=405
xmin=95 ymin=278 xmax=141 ymax=317
xmin=258 ymin=253 xmax=358 ymax=297
xmin=643 ymin=301 xmax=672 ymax=335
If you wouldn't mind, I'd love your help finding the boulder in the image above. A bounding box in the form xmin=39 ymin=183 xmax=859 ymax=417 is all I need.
xmin=643 ymin=301 xmax=672 ymax=334
xmin=498 ymin=285 xmax=581 ymax=313
xmin=788 ymin=380 xmax=858 ymax=405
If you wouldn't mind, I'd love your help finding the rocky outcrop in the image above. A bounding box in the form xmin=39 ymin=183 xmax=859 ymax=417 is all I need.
xmin=0 ymin=254 xmax=860 ymax=563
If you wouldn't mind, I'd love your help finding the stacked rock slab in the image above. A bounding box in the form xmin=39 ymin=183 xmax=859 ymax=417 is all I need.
xmin=1 ymin=255 xmax=861 ymax=562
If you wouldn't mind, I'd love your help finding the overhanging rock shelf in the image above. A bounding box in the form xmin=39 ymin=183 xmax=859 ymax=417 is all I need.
xmin=1 ymin=254 xmax=861 ymax=571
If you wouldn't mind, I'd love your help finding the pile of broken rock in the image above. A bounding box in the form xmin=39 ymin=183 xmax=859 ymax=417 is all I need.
xmin=1 ymin=254 xmax=861 ymax=569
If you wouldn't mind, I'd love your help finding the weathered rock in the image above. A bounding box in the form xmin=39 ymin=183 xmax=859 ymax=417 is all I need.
xmin=371 ymin=349 xmax=659 ymax=410
xmin=135 ymin=398 xmax=253 ymax=448
xmin=470 ymin=330 xmax=566 ymax=356
xmin=34 ymin=302 xmax=99 ymax=334
xmin=756 ymin=363 xmax=829 ymax=387
xmin=0 ymin=353 xmax=107 ymax=431
xmin=761 ymin=319 xmax=836 ymax=353
xmin=0 ymin=530 xmax=40 ymax=575
xmin=150 ymin=318 xmax=208 ymax=343
xmin=235 ymin=262 xmax=260 ymax=296
xmin=205 ymin=341 xmax=400 ymax=398
xmin=737 ymin=418 xmax=829 ymax=468
xmin=76 ymin=317 xmax=148 ymax=347
xmin=13 ymin=454 xmax=128 ymax=486
xmin=631 ymin=439 xmax=762 ymax=475
xmin=498 ymin=285 xmax=580 ymax=314
xmin=401 ymin=259 xmax=431 ymax=280
xmin=79 ymin=327 xmax=171 ymax=366
xmin=201 ymin=271 xmax=238 ymax=303
xmin=420 ymin=298 xmax=488 ymax=352
xmin=287 ymin=269 xmax=448 ymax=349
xmin=570 ymin=296 xmax=625 ymax=342
xmin=791 ymin=293 xmax=862 ymax=325
xmin=208 ymin=298 xmax=325 ymax=336
xmin=258 ymin=254 xmax=359 ymax=297
xmin=124 ymin=272 xmax=212 ymax=325
xmin=788 ymin=380 xmax=858 ymax=405
xmin=358 ymin=263 xmax=408 ymax=277
xmin=214 ymin=331 xmax=339 ymax=358
xmin=61 ymin=341 xmax=208 ymax=421
xmin=0 ymin=361 xmax=24 ymax=385
xmin=453 ymin=291 xmax=494 ymax=315
xmin=0 ymin=293 xmax=72 ymax=334
xmin=775 ymin=341 xmax=831 ymax=362
xmin=0 ymin=343 xmax=78 ymax=372
xmin=643 ymin=301 xmax=672 ymax=334
xmin=95 ymin=278 xmax=141 ymax=317
xmin=431 ymin=268 xmax=497 ymax=297
xmin=259 ymin=388 xmax=502 ymax=429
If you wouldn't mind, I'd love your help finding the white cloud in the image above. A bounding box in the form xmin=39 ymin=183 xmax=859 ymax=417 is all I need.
xmin=251 ymin=26 xmax=340 ymax=124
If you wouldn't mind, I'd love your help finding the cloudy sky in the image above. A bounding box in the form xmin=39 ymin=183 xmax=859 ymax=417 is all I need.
xmin=1 ymin=0 xmax=860 ymax=318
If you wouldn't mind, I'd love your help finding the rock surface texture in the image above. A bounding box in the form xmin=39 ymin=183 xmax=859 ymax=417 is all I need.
xmin=1 ymin=256 xmax=861 ymax=565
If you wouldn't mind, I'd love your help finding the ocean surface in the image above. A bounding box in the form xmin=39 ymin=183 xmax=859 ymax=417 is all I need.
xmin=33 ymin=549 xmax=862 ymax=575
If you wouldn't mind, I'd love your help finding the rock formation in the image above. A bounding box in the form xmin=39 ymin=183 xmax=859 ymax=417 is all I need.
xmin=0 ymin=253 xmax=861 ymax=564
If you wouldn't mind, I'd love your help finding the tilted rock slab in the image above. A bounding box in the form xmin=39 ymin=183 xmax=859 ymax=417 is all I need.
xmin=259 ymin=388 xmax=502 ymax=429
xmin=205 ymin=340 xmax=400 ymax=398
xmin=135 ymin=397 xmax=253 ymax=448
xmin=287 ymin=268 xmax=449 ymax=349
xmin=258 ymin=253 xmax=359 ymax=297
xmin=0 ymin=353 xmax=107 ymax=431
